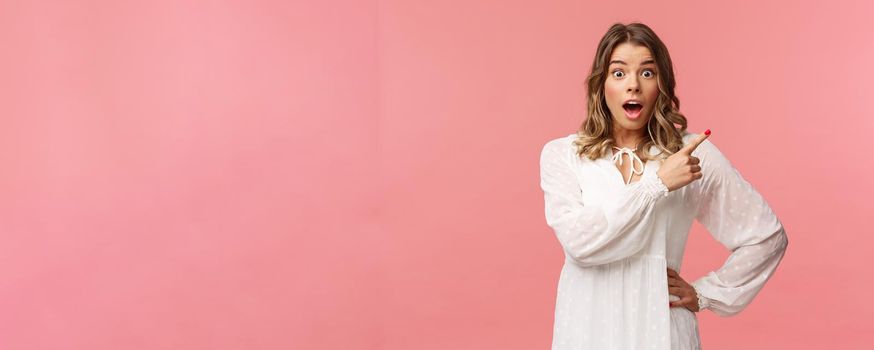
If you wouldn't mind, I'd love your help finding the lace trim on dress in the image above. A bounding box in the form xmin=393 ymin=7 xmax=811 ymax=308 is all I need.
xmin=694 ymin=286 xmax=711 ymax=311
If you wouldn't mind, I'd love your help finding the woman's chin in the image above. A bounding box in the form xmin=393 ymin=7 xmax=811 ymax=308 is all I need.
xmin=613 ymin=115 xmax=650 ymax=130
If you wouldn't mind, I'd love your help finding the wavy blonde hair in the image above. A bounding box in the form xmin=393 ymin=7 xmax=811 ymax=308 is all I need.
xmin=574 ymin=22 xmax=688 ymax=161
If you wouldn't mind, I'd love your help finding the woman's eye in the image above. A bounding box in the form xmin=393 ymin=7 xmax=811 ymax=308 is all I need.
xmin=612 ymin=69 xmax=655 ymax=78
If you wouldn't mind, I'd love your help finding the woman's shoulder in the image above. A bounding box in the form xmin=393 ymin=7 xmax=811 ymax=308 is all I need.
xmin=680 ymin=130 xmax=737 ymax=176
xmin=540 ymin=133 xmax=579 ymax=158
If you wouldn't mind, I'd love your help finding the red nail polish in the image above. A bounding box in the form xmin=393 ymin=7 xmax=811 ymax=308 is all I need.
xmin=704 ymin=129 xmax=711 ymax=135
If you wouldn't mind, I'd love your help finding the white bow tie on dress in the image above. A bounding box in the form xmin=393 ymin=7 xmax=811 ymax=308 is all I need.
xmin=611 ymin=146 xmax=645 ymax=185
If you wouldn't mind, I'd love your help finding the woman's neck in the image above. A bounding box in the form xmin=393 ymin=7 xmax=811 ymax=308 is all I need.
xmin=612 ymin=128 xmax=645 ymax=149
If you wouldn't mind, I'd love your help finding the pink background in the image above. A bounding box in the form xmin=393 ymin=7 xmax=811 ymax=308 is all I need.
xmin=1 ymin=0 xmax=871 ymax=349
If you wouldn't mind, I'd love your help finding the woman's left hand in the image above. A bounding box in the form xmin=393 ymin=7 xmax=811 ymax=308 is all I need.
xmin=667 ymin=268 xmax=700 ymax=312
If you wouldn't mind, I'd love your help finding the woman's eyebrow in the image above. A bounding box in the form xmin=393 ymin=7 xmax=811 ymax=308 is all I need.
xmin=609 ymin=59 xmax=656 ymax=66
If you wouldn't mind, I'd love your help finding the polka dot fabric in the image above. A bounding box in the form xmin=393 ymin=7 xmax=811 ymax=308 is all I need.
xmin=689 ymin=136 xmax=789 ymax=318
xmin=539 ymin=132 xmax=788 ymax=349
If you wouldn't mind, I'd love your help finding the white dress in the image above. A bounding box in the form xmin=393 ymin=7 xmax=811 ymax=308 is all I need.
xmin=539 ymin=132 xmax=789 ymax=350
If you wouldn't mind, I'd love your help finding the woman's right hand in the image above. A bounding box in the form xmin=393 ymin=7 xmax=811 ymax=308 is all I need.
xmin=656 ymin=130 xmax=710 ymax=192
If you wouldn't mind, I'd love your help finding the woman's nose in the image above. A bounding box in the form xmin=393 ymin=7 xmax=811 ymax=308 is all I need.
xmin=627 ymin=79 xmax=640 ymax=92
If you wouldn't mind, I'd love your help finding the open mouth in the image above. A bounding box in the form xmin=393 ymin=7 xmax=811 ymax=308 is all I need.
xmin=622 ymin=102 xmax=643 ymax=119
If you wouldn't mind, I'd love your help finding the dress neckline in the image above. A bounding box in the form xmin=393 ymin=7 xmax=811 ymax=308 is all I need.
xmin=609 ymin=146 xmax=646 ymax=185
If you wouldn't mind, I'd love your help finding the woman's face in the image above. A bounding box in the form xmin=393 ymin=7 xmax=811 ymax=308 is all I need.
xmin=603 ymin=42 xmax=660 ymax=133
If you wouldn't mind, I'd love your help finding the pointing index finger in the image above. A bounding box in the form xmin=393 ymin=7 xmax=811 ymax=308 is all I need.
xmin=680 ymin=129 xmax=711 ymax=154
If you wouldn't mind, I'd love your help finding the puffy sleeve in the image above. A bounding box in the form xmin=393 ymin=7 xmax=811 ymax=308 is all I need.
xmin=539 ymin=137 xmax=670 ymax=267
xmin=689 ymin=137 xmax=789 ymax=317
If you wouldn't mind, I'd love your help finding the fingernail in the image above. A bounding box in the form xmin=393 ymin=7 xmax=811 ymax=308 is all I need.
xmin=704 ymin=129 xmax=711 ymax=135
